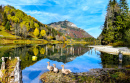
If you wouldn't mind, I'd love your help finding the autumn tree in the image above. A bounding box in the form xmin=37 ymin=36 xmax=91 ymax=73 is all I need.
xmin=20 ymin=22 xmax=28 ymax=38
xmin=1 ymin=5 xmax=61 ymax=40
xmin=34 ymin=23 xmax=39 ymax=28
xmin=40 ymin=30 xmax=46 ymax=36
xmin=34 ymin=28 xmax=39 ymax=37
xmin=22 ymin=25 xmax=28 ymax=38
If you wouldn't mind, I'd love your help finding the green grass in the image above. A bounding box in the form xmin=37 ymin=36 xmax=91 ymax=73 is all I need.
xmin=0 ymin=26 xmax=21 ymax=39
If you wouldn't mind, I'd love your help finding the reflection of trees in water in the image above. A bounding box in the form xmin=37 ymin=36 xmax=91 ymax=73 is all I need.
xmin=1 ymin=45 xmax=130 ymax=71
xmin=100 ymin=52 xmax=119 ymax=68
xmin=100 ymin=52 xmax=130 ymax=68
xmin=0 ymin=44 xmax=91 ymax=69
xmin=122 ymin=55 xmax=130 ymax=67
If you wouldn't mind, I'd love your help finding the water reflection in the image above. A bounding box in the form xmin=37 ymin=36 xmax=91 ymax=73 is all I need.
xmin=0 ymin=44 xmax=130 ymax=83
xmin=22 ymin=48 xmax=102 ymax=83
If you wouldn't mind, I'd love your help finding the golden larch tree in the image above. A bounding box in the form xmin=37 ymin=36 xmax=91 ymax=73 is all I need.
xmin=34 ymin=28 xmax=39 ymax=37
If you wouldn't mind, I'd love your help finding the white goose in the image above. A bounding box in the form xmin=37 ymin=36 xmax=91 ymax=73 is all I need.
xmin=61 ymin=65 xmax=71 ymax=74
xmin=47 ymin=62 xmax=54 ymax=72
xmin=53 ymin=64 xmax=59 ymax=73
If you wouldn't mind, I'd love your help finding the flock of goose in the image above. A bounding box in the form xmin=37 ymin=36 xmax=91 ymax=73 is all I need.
xmin=47 ymin=62 xmax=72 ymax=74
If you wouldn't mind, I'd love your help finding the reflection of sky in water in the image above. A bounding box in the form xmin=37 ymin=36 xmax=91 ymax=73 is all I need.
xmin=22 ymin=48 xmax=102 ymax=83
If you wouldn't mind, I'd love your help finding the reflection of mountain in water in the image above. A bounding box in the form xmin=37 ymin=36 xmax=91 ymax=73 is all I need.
xmin=47 ymin=45 xmax=91 ymax=63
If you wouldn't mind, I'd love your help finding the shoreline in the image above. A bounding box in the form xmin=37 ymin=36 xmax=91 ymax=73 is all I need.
xmin=40 ymin=68 xmax=130 ymax=83
xmin=88 ymin=45 xmax=130 ymax=55
xmin=0 ymin=39 xmax=90 ymax=45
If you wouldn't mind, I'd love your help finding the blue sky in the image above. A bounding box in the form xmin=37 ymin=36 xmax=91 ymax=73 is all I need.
xmin=1 ymin=0 xmax=130 ymax=38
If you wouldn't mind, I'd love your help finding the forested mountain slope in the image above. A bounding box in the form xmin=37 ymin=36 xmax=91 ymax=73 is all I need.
xmin=48 ymin=20 xmax=93 ymax=39
xmin=0 ymin=5 xmax=62 ymax=40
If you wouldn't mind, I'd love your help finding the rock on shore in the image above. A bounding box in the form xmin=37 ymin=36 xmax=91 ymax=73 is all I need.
xmin=89 ymin=45 xmax=130 ymax=55
xmin=40 ymin=68 xmax=130 ymax=83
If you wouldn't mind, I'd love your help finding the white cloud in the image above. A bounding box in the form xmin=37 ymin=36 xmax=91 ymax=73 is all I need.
xmin=1 ymin=0 xmax=46 ymax=5
xmin=24 ymin=10 xmax=71 ymax=24
xmin=82 ymin=6 xmax=89 ymax=11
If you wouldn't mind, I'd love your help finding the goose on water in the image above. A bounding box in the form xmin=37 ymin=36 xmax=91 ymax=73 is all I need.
xmin=53 ymin=64 xmax=59 ymax=73
xmin=47 ymin=62 xmax=54 ymax=72
xmin=61 ymin=65 xmax=71 ymax=74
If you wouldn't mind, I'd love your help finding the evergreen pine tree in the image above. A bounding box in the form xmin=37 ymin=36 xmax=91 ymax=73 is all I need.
xmin=101 ymin=0 xmax=120 ymax=44
xmin=5 ymin=21 xmax=10 ymax=30
xmin=119 ymin=0 xmax=129 ymax=39
xmin=2 ymin=12 xmax=8 ymax=26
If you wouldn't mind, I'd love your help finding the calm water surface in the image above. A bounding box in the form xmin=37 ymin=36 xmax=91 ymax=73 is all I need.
xmin=0 ymin=44 xmax=130 ymax=83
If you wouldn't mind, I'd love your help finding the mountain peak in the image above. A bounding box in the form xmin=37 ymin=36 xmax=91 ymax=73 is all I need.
xmin=65 ymin=19 xmax=68 ymax=21
xmin=48 ymin=21 xmax=93 ymax=38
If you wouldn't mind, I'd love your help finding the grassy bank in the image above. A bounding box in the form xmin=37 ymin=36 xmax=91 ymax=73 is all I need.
xmin=0 ymin=26 xmax=99 ymax=45
xmin=0 ymin=39 xmax=49 ymax=45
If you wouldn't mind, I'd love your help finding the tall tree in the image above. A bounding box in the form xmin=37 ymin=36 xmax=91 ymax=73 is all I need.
xmin=2 ymin=12 xmax=8 ymax=26
xmin=34 ymin=28 xmax=39 ymax=37
xmin=5 ymin=21 xmax=10 ymax=30
xmin=101 ymin=0 xmax=120 ymax=44
xmin=40 ymin=30 xmax=46 ymax=36
xmin=14 ymin=23 xmax=20 ymax=36
xmin=22 ymin=25 xmax=28 ymax=39
xmin=118 ymin=0 xmax=129 ymax=39
xmin=0 ymin=5 xmax=2 ymax=25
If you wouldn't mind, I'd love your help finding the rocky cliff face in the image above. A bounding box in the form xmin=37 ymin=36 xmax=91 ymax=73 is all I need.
xmin=48 ymin=20 xmax=93 ymax=38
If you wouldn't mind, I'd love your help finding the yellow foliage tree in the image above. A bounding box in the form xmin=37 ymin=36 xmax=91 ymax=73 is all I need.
xmin=34 ymin=28 xmax=39 ymax=37
xmin=25 ymin=22 xmax=30 ymax=31
xmin=20 ymin=22 xmax=25 ymax=28
xmin=34 ymin=23 xmax=39 ymax=28
xmin=33 ymin=48 xmax=38 ymax=56
xmin=12 ymin=16 xmax=20 ymax=23
xmin=40 ymin=30 xmax=46 ymax=36
xmin=7 ymin=14 xmax=11 ymax=20
xmin=40 ymin=48 xmax=45 ymax=54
